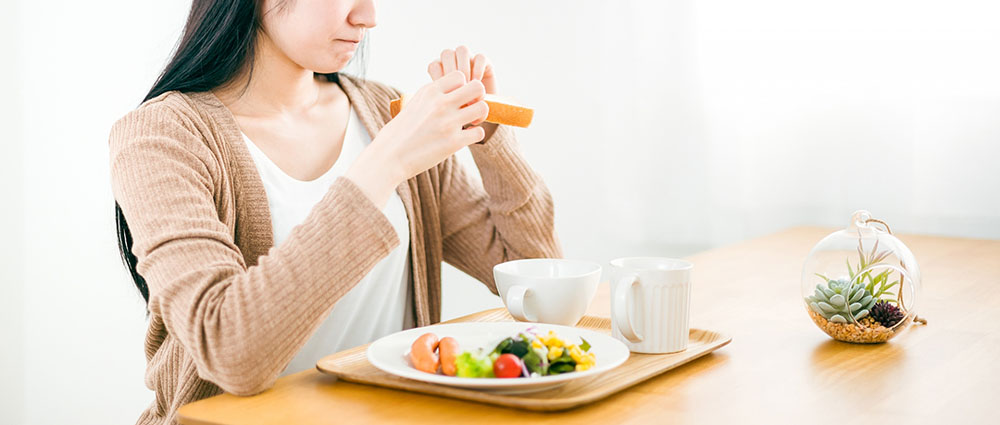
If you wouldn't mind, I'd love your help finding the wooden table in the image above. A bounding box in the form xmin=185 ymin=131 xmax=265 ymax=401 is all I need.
xmin=178 ymin=227 xmax=1000 ymax=424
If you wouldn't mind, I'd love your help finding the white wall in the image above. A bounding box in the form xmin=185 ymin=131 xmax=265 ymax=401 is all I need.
xmin=365 ymin=0 xmax=1000 ymax=319
xmin=691 ymin=0 xmax=1000 ymax=245
xmin=1 ymin=1 xmax=25 ymax=424
xmin=3 ymin=1 xmax=999 ymax=424
xmin=11 ymin=2 xmax=189 ymax=424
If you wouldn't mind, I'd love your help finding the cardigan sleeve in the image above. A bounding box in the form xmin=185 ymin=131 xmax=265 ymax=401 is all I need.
xmin=437 ymin=124 xmax=564 ymax=294
xmin=109 ymin=96 xmax=400 ymax=396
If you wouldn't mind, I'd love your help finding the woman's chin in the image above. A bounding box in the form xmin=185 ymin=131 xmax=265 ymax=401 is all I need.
xmin=310 ymin=57 xmax=353 ymax=75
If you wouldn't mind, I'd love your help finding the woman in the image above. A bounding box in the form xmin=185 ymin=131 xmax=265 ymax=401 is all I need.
xmin=109 ymin=0 xmax=561 ymax=423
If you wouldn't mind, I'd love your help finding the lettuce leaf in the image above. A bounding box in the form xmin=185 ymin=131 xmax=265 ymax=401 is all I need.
xmin=455 ymin=351 xmax=495 ymax=378
xmin=521 ymin=350 xmax=545 ymax=376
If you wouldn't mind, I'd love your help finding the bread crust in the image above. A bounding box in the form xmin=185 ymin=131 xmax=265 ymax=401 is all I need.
xmin=390 ymin=94 xmax=533 ymax=128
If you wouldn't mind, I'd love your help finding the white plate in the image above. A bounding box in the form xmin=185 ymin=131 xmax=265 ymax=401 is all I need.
xmin=366 ymin=322 xmax=630 ymax=394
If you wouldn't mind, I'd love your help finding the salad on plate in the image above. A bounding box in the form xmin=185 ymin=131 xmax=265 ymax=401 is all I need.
xmin=408 ymin=327 xmax=596 ymax=379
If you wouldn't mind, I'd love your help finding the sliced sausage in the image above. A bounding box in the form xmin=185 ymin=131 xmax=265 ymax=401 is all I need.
xmin=438 ymin=337 xmax=460 ymax=376
xmin=409 ymin=333 xmax=440 ymax=374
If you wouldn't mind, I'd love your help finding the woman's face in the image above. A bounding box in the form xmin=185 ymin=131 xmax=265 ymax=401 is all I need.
xmin=260 ymin=0 xmax=375 ymax=73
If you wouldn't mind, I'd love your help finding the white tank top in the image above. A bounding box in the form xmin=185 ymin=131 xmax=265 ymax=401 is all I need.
xmin=241 ymin=106 xmax=413 ymax=376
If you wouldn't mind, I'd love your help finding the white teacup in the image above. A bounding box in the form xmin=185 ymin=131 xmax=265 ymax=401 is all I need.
xmin=493 ymin=259 xmax=602 ymax=326
xmin=609 ymin=257 xmax=693 ymax=353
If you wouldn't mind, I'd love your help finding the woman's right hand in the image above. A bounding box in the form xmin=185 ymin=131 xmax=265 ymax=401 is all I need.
xmin=378 ymin=70 xmax=489 ymax=179
xmin=345 ymin=71 xmax=489 ymax=207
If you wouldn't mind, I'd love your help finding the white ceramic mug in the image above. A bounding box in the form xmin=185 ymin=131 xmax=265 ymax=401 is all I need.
xmin=609 ymin=257 xmax=693 ymax=353
xmin=493 ymin=259 xmax=602 ymax=326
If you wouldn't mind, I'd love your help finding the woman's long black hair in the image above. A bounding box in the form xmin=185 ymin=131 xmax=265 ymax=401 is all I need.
xmin=117 ymin=0 xmax=365 ymax=306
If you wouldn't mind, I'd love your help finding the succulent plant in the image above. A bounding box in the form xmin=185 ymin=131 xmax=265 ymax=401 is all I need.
xmin=806 ymin=277 xmax=877 ymax=323
xmin=870 ymin=300 xmax=904 ymax=327
xmin=807 ymin=237 xmax=906 ymax=325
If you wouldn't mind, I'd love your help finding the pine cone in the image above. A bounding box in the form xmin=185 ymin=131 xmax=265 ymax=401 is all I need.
xmin=869 ymin=301 xmax=904 ymax=327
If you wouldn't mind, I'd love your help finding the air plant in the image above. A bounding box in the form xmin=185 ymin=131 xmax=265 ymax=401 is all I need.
xmin=815 ymin=238 xmax=902 ymax=306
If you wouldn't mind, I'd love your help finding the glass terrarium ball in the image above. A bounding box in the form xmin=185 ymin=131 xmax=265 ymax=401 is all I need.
xmin=801 ymin=210 xmax=922 ymax=343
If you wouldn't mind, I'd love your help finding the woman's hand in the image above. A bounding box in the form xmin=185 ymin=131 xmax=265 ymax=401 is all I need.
xmin=344 ymin=71 xmax=489 ymax=207
xmin=428 ymin=46 xmax=497 ymax=95
xmin=427 ymin=46 xmax=500 ymax=141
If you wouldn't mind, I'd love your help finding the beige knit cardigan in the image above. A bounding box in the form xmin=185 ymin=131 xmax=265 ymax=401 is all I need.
xmin=108 ymin=73 xmax=562 ymax=425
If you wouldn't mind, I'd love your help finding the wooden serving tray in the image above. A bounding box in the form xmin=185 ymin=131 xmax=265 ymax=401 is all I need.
xmin=316 ymin=308 xmax=731 ymax=411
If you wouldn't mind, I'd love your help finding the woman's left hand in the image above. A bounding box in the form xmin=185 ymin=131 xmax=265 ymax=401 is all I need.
xmin=428 ymin=46 xmax=500 ymax=142
xmin=428 ymin=46 xmax=497 ymax=95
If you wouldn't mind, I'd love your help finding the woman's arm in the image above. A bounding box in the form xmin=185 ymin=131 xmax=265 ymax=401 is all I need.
xmin=110 ymin=97 xmax=399 ymax=396
xmin=438 ymin=124 xmax=564 ymax=293
xmin=428 ymin=46 xmax=562 ymax=291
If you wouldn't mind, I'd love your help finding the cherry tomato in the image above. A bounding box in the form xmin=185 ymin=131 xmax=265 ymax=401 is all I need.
xmin=493 ymin=353 xmax=523 ymax=379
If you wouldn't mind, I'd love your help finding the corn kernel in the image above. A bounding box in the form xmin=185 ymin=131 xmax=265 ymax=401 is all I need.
xmin=568 ymin=345 xmax=586 ymax=363
xmin=547 ymin=346 xmax=563 ymax=361
xmin=540 ymin=331 xmax=565 ymax=348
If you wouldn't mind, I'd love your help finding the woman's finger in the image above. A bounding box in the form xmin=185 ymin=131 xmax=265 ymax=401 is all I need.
xmin=427 ymin=60 xmax=444 ymax=80
xmin=480 ymin=56 xmax=497 ymax=94
xmin=482 ymin=56 xmax=495 ymax=78
xmin=434 ymin=70 xmax=467 ymax=94
xmin=456 ymin=100 xmax=488 ymax=126
xmin=457 ymin=100 xmax=490 ymax=127
xmin=458 ymin=124 xmax=487 ymax=146
xmin=471 ymin=53 xmax=487 ymax=81
xmin=445 ymin=79 xmax=486 ymax=107
xmin=456 ymin=46 xmax=471 ymax=82
xmin=440 ymin=49 xmax=459 ymax=81
xmin=466 ymin=112 xmax=486 ymax=127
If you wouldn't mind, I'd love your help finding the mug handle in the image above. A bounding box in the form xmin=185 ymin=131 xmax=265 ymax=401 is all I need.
xmin=613 ymin=275 xmax=644 ymax=343
xmin=505 ymin=285 xmax=537 ymax=322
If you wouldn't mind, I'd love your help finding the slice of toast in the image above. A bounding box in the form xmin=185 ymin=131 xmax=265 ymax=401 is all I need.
xmin=389 ymin=93 xmax=533 ymax=128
